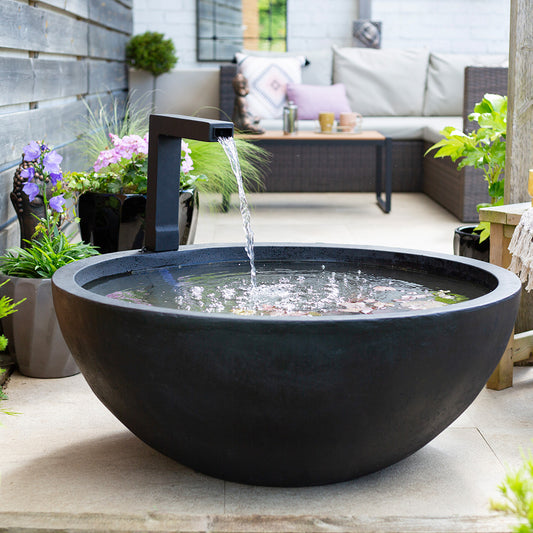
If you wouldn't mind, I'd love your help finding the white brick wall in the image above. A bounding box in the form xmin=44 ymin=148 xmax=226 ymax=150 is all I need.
xmin=287 ymin=0 xmax=358 ymax=52
xmin=133 ymin=0 xmax=510 ymax=68
xmin=373 ymin=0 xmax=510 ymax=54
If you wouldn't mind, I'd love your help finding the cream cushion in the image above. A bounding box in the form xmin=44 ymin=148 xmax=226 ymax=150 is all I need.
xmin=423 ymin=53 xmax=509 ymax=116
xmin=332 ymin=46 xmax=430 ymax=116
xmin=239 ymin=48 xmax=333 ymax=86
xmin=235 ymin=52 xmax=306 ymax=119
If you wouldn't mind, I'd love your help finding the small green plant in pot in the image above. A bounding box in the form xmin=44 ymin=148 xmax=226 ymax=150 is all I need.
xmin=126 ymin=31 xmax=178 ymax=111
xmin=0 ymin=141 xmax=99 ymax=378
xmin=426 ymin=93 xmax=507 ymax=243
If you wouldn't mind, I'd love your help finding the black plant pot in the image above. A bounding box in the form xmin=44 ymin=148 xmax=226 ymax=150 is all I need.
xmin=78 ymin=190 xmax=198 ymax=254
xmin=453 ymin=225 xmax=490 ymax=263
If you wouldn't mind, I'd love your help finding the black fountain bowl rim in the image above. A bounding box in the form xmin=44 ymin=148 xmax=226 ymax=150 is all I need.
xmin=52 ymin=242 xmax=522 ymax=323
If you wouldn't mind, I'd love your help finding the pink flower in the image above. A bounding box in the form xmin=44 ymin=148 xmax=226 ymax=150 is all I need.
xmin=94 ymin=148 xmax=121 ymax=172
xmin=181 ymin=140 xmax=194 ymax=174
xmin=110 ymin=134 xmax=148 ymax=159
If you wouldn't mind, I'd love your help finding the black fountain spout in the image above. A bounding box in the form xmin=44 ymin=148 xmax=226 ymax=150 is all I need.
xmin=145 ymin=114 xmax=234 ymax=252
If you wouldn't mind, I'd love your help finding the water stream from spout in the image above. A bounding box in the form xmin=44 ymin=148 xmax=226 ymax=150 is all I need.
xmin=218 ymin=136 xmax=257 ymax=288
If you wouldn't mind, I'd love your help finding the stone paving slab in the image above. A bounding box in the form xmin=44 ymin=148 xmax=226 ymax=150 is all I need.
xmin=0 ymin=511 xmax=516 ymax=533
xmin=0 ymin=370 xmax=531 ymax=532
xmin=0 ymin=193 xmax=531 ymax=532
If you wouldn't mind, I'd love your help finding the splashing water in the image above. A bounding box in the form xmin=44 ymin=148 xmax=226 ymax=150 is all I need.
xmin=218 ymin=136 xmax=257 ymax=288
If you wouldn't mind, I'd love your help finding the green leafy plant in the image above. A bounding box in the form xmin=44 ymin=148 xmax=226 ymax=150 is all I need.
xmin=0 ymin=280 xmax=23 ymax=418
xmin=0 ymin=141 xmax=99 ymax=279
xmin=426 ymin=93 xmax=507 ymax=242
xmin=491 ymin=451 xmax=533 ymax=532
xmin=126 ymin=31 xmax=178 ymax=77
xmin=0 ymin=228 xmax=99 ymax=279
xmin=70 ymin=97 xmax=267 ymax=200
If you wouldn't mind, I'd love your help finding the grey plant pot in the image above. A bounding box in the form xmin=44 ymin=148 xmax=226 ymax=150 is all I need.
xmin=0 ymin=275 xmax=79 ymax=378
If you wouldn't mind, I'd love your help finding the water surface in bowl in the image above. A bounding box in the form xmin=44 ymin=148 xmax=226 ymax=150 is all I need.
xmin=86 ymin=261 xmax=488 ymax=317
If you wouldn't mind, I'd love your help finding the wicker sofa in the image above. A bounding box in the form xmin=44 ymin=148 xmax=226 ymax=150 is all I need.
xmin=219 ymin=48 xmax=508 ymax=221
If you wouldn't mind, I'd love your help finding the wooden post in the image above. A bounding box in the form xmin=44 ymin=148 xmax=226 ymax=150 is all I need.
xmin=505 ymin=0 xmax=533 ymax=204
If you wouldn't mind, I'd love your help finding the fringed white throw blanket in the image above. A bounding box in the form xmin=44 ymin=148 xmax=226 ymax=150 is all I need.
xmin=509 ymin=207 xmax=533 ymax=291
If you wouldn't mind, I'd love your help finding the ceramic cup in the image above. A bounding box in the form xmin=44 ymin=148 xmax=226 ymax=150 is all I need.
xmin=339 ymin=112 xmax=363 ymax=133
xmin=318 ymin=112 xmax=335 ymax=132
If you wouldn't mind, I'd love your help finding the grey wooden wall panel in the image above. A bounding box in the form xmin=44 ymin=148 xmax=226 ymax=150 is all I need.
xmin=0 ymin=168 xmax=16 ymax=217
xmin=0 ymin=0 xmax=89 ymax=56
xmin=0 ymin=58 xmax=88 ymax=107
xmin=0 ymin=0 xmax=132 ymax=251
xmin=89 ymin=0 xmax=132 ymax=34
xmin=0 ymin=101 xmax=87 ymax=165
xmin=38 ymin=0 xmax=89 ymax=18
xmin=88 ymin=60 xmax=128 ymax=93
xmin=89 ymin=25 xmax=130 ymax=60
xmin=0 ymin=222 xmax=19 ymax=253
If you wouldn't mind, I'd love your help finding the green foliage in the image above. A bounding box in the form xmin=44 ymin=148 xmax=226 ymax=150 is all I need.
xmin=70 ymin=97 xmax=269 ymax=197
xmin=76 ymin=96 xmax=150 ymax=165
xmin=186 ymin=138 xmax=267 ymax=195
xmin=67 ymin=155 xmax=149 ymax=195
xmin=258 ymin=0 xmax=287 ymax=49
xmin=425 ymin=94 xmax=507 ymax=241
xmin=0 ymin=224 xmax=99 ymax=279
xmin=126 ymin=31 xmax=178 ymax=76
xmin=491 ymin=451 xmax=533 ymax=532
xmin=0 ymin=280 xmax=23 ymax=419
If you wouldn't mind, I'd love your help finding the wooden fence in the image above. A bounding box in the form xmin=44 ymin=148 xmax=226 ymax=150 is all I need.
xmin=0 ymin=0 xmax=133 ymax=250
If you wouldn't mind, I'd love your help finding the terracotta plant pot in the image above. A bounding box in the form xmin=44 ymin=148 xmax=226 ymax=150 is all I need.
xmin=0 ymin=275 xmax=78 ymax=378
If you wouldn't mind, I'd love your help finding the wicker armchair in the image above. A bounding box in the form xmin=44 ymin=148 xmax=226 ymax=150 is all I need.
xmin=422 ymin=66 xmax=508 ymax=222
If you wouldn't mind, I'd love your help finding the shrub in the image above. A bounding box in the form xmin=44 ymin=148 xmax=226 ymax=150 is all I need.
xmin=126 ymin=31 xmax=178 ymax=76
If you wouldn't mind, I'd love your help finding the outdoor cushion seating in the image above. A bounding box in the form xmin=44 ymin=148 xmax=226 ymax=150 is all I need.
xmin=220 ymin=48 xmax=508 ymax=221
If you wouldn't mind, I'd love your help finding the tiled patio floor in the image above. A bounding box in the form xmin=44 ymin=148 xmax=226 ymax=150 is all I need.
xmin=1 ymin=193 xmax=531 ymax=532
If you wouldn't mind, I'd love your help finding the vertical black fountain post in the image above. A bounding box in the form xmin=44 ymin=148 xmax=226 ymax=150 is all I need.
xmin=145 ymin=114 xmax=234 ymax=252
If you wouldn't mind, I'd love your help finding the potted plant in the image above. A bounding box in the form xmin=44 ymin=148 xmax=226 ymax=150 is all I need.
xmin=66 ymin=133 xmax=204 ymax=253
xmin=126 ymin=31 xmax=178 ymax=112
xmin=67 ymin=98 xmax=268 ymax=253
xmin=426 ymin=93 xmax=507 ymax=261
xmin=0 ymin=141 xmax=99 ymax=378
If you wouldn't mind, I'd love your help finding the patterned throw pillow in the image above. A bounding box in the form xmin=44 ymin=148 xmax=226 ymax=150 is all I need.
xmin=235 ymin=52 xmax=306 ymax=119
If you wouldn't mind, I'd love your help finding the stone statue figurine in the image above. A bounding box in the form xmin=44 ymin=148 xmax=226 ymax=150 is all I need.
xmin=232 ymin=72 xmax=265 ymax=134
xmin=11 ymin=160 xmax=51 ymax=247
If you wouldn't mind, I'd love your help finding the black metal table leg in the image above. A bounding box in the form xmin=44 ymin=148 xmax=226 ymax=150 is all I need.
xmin=376 ymin=137 xmax=392 ymax=213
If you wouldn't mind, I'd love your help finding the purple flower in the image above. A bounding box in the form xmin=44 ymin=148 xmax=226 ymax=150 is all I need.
xmin=20 ymin=166 xmax=35 ymax=181
xmin=43 ymin=150 xmax=63 ymax=174
xmin=49 ymin=194 xmax=65 ymax=213
xmin=22 ymin=181 xmax=40 ymax=202
xmin=23 ymin=141 xmax=41 ymax=162
xmin=50 ymin=172 xmax=62 ymax=186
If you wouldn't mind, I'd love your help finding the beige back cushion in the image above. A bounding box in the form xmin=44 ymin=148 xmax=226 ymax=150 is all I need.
xmin=240 ymin=48 xmax=333 ymax=86
xmin=423 ymin=53 xmax=508 ymax=116
xmin=332 ymin=46 xmax=430 ymax=116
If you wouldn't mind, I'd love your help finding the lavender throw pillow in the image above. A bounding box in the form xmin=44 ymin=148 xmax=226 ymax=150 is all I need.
xmin=286 ymin=83 xmax=351 ymax=120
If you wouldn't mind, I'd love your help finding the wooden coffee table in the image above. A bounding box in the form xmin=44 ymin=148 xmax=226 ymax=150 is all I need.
xmin=238 ymin=130 xmax=393 ymax=213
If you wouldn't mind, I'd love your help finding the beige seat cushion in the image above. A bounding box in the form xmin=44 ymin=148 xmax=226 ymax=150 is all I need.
xmin=332 ymin=47 xmax=430 ymax=116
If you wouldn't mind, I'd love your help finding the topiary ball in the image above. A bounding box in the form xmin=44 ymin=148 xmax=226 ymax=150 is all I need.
xmin=126 ymin=31 xmax=178 ymax=77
